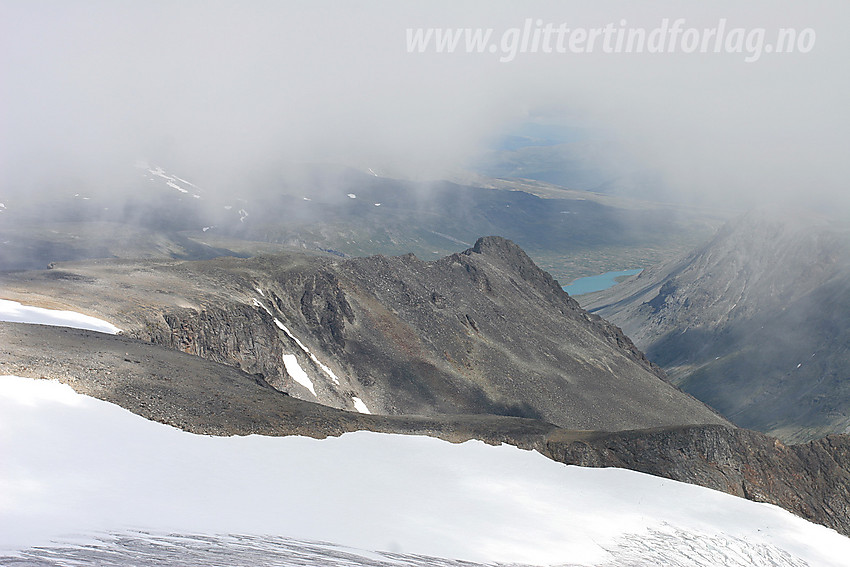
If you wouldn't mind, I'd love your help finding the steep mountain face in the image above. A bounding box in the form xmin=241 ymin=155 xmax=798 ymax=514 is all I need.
xmin=585 ymin=209 xmax=850 ymax=442
xmin=0 ymin=237 xmax=727 ymax=432
xmin=3 ymin=321 xmax=849 ymax=539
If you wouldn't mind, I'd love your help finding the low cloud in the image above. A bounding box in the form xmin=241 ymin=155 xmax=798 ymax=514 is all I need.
xmin=2 ymin=1 xmax=847 ymax=212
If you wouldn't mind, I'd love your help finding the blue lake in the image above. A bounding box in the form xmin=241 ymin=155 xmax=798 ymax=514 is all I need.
xmin=562 ymin=269 xmax=643 ymax=296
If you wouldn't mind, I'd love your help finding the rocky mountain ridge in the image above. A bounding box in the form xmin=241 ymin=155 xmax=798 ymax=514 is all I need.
xmin=0 ymin=236 xmax=727 ymax=431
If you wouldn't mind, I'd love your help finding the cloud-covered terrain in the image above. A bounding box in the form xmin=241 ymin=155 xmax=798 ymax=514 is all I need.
xmin=2 ymin=1 xmax=847 ymax=210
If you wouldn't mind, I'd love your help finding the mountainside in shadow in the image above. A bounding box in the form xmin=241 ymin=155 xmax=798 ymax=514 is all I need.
xmin=585 ymin=209 xmax=850 ymax=442
xmin=0 ymin=237 xmax=727 ymax=432
xmin=2 ymin=321 xmax=849 ymax=538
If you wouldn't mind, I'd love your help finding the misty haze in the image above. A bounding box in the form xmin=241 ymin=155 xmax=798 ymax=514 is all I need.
xmin=2 ymin=2 xmax=850 ymax=566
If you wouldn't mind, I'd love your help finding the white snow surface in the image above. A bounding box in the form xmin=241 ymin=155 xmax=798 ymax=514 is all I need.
xmin=282 ymin=354 xmax=317 ymax=397
xmin=173 ymin=175 xmax=199 ymax=189
xmin=0 ymin=299 xmax=121 ymax=334
xmin=142 ymin=165 xmax=201 ymax=199
xmin=352 ymin=396 xmax=371 ymax=414
xmin=311 ymin=356 xmax=342 ymax=385
xmin=166 ymin=180 xmax=188 ymax=193
xmin=2 ymin=376 xmax=849 ymax=566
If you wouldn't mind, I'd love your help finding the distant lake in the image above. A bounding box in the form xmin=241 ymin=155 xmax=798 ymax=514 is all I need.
xmin=562 ymin=269 xmax=642 ymax=296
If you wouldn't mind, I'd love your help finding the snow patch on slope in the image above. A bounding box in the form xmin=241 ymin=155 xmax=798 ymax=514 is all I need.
xmin=166 ymin=180 xmax=188 ymax=193
xmin=140 ymin=163 xmax=202 ymax=199
xmin=352 ymin=396 xmax=371 ymax=414
xmin=253 ymin=295 xmax=343 ymax=386
xmin=282 ymin=354 xmax=317 ymax=397
xmin=276 ymin=317 xmax=343 ymax=386
xmin=0 ymin=299 xmax=121 ymax=334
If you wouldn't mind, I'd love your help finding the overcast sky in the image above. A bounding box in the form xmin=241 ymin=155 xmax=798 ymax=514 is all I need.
xmin=2 ymin=1 xmax=848 ymax=210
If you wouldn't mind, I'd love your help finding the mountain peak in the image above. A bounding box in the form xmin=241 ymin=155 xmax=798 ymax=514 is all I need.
xmin=469 ymin=235 xmax=524 ymax=257
xmin=464 ymin=235 xmax=568 ymax=301
xmin=466 ymin=235 xmax=543 ymax=278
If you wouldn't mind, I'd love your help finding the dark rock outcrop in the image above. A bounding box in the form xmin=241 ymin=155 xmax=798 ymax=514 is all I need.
xmin=542 ymin=424 xmax=850 ymax=537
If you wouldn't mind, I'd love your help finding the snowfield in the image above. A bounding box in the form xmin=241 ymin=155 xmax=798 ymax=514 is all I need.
xmin=2 ymin=376 xmax=850 ymax=566
xmin=1 ymin=298 xmax=848 ymax=565
xmin=0 ymin=299 xmax=121 ymax=334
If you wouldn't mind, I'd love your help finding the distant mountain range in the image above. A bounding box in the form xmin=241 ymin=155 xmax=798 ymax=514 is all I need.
xmin=0 ymin=163 xmax=724 ymax=280
xmin=586 ymin=208 xmax=850 ymax=443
